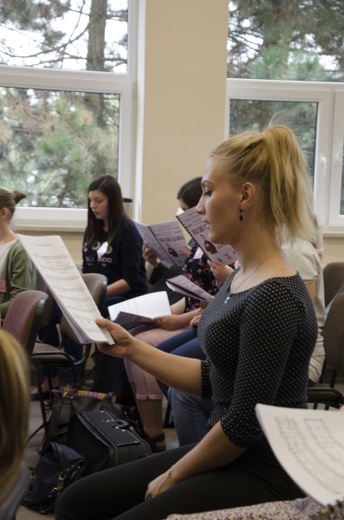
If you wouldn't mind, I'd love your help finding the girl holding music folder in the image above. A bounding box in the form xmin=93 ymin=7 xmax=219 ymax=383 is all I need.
xmin=124 ymin=177 xmax=229 ymax=453
xmin=56 ymin=124 xmax=319 ymax=520
xmin=33 ymin=176 xmax=147 ymax=400
xmin=83 ymin=175 xmax=147 ymax=400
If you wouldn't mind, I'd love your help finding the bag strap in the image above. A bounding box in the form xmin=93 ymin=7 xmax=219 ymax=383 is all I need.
xmin=44 ymin=393 xmax=74 ymax=445
xmin=55 ymin=393 xmax=74 ymax=427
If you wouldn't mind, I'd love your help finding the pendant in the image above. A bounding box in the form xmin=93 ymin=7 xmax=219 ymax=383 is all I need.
xmin=224 ymin=294 xmax=231 ymax=303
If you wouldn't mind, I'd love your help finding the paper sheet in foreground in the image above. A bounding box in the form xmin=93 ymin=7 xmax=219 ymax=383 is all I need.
xmin=256 ymin=403 xmax=344 ymax=508
xmin=18 ymin=234 xmax=114 ymax=345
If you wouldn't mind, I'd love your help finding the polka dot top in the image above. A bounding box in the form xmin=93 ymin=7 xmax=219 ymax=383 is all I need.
xmin=198 ymin=271 xmax=318 ymax=449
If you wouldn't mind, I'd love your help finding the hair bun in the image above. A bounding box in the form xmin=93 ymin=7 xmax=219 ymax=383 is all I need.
xmin=12 ymin=190 xmax=27 ymax=204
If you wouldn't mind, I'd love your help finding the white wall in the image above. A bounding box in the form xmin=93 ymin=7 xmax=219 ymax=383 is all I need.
xmin=135 ymin=0 xmax=229 ymax=225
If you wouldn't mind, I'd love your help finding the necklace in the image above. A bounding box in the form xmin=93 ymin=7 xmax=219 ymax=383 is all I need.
xmin=224 ymin=250 xmax=278 ymax=303
xmin=0 ymin=232 xmax=15 ymax=245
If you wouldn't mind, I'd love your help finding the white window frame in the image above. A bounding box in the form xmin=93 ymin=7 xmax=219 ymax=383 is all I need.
xmin=226 ymin=78 xmax=344 ymax=231
xmin=1 ymin=0 xmax=138 ymax=230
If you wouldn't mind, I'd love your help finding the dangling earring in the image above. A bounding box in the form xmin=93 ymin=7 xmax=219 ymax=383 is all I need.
xmin=239 ymin=207 xmax=244 ymax=221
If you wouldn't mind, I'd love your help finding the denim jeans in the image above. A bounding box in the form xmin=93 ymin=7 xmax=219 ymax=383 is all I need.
xmin=168 ymin=387 xmax=212 ymax=445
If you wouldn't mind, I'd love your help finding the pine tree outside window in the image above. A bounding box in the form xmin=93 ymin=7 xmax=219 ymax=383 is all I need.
xmin=227 ymin=0 xmax=344 ymax=228
xmin=0 ymin=0 xmax=135 ymax=225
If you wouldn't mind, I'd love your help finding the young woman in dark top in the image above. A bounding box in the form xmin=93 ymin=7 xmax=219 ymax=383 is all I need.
xmin=55 ymin=125 xmax=318 ymax=520
xmin=83 ymin=175 xmax=147 ymax=398
xmin=83 ymin=175 xmax=147 ymax=306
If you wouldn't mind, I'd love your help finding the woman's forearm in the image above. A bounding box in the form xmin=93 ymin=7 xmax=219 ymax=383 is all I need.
xmin=106 ymin=279 xmax=131 ymax=297
xmin=97 ymin=318 xmax=203 ymax=395
xmin=171 ymin=422 xmax=246 ymax=484
xmin=129 ymin=338 xmax=203 ymax=396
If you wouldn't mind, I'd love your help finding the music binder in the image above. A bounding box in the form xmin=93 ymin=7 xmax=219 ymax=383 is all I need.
xmin=166 ymin=274 xmax=214 ymax=303
xmin=176 ymin=206 xmax=237 ymax=265
xmin=133 ymin=220 xmax=188 ymax=267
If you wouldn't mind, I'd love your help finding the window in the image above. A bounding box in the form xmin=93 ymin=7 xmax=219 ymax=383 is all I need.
xmin=227 ymin=1 xmax=344 ymax=230
xmin=227 ymin=79 xmax=344 ymax=229
xmin=0 ymin=0 xmax=137 ymax=228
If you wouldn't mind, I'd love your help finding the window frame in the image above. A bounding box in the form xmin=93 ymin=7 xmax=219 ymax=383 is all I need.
xmin=1 ymin=0 xmax=138 ymax=230
xmin=226 ymin=78 xmax=344 ymax=231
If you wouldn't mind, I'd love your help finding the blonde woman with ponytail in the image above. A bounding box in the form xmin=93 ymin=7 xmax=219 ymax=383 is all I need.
xmin=0 ymin=189 xmax=36 ymax=319
xmin=56 ymin=125 xmax=319 ymax=520
xmin=0 ymin=329 xmax=30 ymax=505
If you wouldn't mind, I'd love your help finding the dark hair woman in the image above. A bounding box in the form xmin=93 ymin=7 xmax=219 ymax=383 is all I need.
xmin=82 ymin=175 xmax=147 ymax=399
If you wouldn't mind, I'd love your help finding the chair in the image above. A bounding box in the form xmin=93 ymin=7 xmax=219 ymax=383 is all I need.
xmin=307 ymin=292 xmax=344 ymax=408
xmin=36 ymin=269 xmax=60 ymax=344
xmin=323 ymin=261 xmax=344 ymax=308
xmin=0 ymin=463 xmax=29 ymax=520
xmin=31 ymin=272 xmax=107 ymax=430
xmin=2 ymin=290 xmax=48 ymax=356
xmin=307 ymin=386 xmax=344 ymax=409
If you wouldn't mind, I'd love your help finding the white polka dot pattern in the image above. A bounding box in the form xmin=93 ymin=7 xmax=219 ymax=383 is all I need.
xmin=198 ymin=272 xmax=318 ymax=449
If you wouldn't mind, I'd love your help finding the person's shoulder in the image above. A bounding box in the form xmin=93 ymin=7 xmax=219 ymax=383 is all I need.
xmin=245 ymin=275 xmax=308 ymax=314
xmin=122 ymin=218 xmax=135 ymax=228
xmin=284 ymin=238 xmax=319 ymax=264
xmin=8 ymin=239 xmax=24 ymax=255
xmin=251 ymin=274 xmax=303 ymax=297
xmin=121 ymin=218 xmax=141 ymax=237
xmin=283 ymin=238 xmax=321 ymax=276
xmin=6 ymin=240 xmax=32 ymax=265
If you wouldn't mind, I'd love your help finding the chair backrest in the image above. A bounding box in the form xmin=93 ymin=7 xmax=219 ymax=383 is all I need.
xmin=2 ymin=290 xmax=48 ymax=356
xmin=60 ymin=272 xmax=107 ymax=344
xmin=323 ymin=292 xmax=344 ymax=376
xmin=323 ymin=262 xmax=344 ymax=308
xmin=36 ymin=270 xmax=56 ymax=330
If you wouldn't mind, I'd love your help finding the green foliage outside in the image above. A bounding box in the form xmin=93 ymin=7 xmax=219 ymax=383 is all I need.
xmin=0 ymin=87 xmax=120 ymax=207
xmin=0 ymin=0 xmax=126 ymax=208
xmin=0 ymin=0 xmax=343 ymax=207
xmin=228 ymin=0 xmax=344 ymax=81
xmin=227 ymin=0 xmax=344 ymax=190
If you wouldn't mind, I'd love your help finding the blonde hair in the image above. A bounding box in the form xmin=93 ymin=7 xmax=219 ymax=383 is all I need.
xmin=0 ymin=330 xmax=30 ymax=504
xmin=211 ymin=124 xmax=316 ymax=244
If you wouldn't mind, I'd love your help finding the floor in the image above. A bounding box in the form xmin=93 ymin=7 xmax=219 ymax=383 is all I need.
xmin=17 ymin=395 xmax=178 ymax=520
xmin=17 ymin=371 xmax=344 ymax=519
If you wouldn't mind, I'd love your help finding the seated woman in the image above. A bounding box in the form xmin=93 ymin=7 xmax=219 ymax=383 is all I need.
xmin=0 ymin=189 xmax=36 ymax=320
xmin=83 ymin=175 xmax=147 ymax=400
xmin=35 ymin=176 xmax=148 ymax=400
xmin=56 ymin=124 xmax=320 ymax=520
xmin=168 ymin=235 xmax=326 ymax=446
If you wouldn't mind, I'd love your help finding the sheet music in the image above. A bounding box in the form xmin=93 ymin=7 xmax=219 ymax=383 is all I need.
xmin=108 ymin=291 xmax=171 ymax=322
xmin=134 ymin=220 xmax=188 ymax=267
xmin=256 ymin=403 xmax=344 ymax=507
xmin=17 ymin=234 xmax=114 ymax=345
xmin=166 ymin=275 xmax=214 ymax=303
xmin=177 ymin=207 xmax=237 ymax=265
